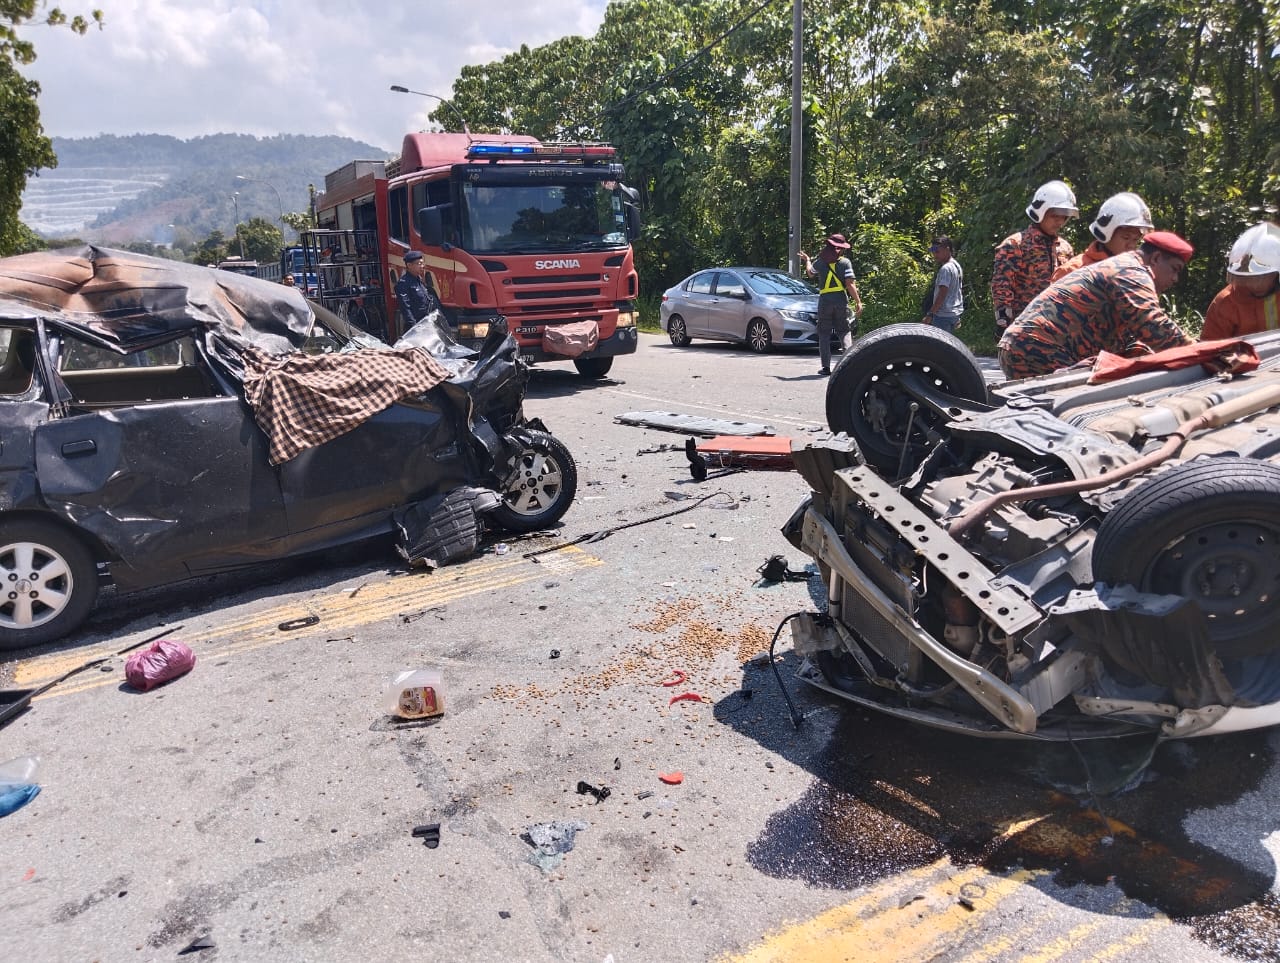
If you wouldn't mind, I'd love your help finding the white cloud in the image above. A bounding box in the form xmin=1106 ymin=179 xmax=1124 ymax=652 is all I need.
xmin=23 ymin=0 xmax=609 ymax=151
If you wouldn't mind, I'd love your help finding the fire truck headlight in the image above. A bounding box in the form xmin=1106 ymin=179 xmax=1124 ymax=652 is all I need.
xmin=616 ymin=310 xmax=636 ymax=328
xmin=457 ymin=322 xmax=491 ymax=339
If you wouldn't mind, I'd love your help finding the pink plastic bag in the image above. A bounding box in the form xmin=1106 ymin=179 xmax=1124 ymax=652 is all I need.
xmin=125 ymin=639 xmax=196 ymax=692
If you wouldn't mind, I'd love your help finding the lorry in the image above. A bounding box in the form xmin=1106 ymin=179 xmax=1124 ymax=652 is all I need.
xmin=312 ymin=132 xmax=641 ymax=378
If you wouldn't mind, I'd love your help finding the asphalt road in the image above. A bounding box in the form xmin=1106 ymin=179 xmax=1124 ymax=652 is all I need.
xmin=2 ymin=333 xmax=1278 ymax=962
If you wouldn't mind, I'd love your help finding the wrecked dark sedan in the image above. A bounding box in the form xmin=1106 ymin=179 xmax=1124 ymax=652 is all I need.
xmin=786 ymin=323 xmax=1280 ymax=740
xmin=0 ymin=247 xmax=575 ymax=648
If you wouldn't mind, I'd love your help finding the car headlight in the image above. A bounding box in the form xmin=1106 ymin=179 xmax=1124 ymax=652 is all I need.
xmin=779 ymin=309 xmax=816 ymax=323
xmin=457 ymin=322 xmax=490 ymax=339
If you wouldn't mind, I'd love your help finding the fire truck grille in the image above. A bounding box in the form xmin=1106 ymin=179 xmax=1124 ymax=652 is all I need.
xmin=513 ymin=304 xmax=601 ymax=315
xmin=513 ymin=274 xmax=601 ymax=284
xmin=513 ymin=289 xmax=601 ymax=301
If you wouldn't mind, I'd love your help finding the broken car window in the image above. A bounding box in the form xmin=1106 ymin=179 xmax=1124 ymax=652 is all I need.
xmin=0 ymin=328 xmax=36 ymax=395
xmin=56 ymin=333 xmax=220 ymax=408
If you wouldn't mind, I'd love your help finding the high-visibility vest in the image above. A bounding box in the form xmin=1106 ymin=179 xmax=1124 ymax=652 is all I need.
xmin=819 ymin=262 xmax=845 ymax=295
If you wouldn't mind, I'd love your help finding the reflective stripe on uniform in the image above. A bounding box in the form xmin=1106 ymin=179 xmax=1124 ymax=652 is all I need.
xmin=820 ymin=264 xmax=844 ymax=294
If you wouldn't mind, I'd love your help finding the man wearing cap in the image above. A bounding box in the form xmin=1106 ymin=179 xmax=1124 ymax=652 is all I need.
xmin=1202 ymin=222 xmax=1280 ymax=340
xmin=799 ymin=233 xmax=863 ymax=375
xmin=1050 ymin=192 xmax=1154 ymax=282
xmin=991 ymin=180 xmax=1078 ymax=331
xmin=922 ymin=236 xmax=964 ymax=333
xmin=998 ymin=231 xmax=1195 ymax=380
xmin=394 ymin=250 xmax=442 ymax=329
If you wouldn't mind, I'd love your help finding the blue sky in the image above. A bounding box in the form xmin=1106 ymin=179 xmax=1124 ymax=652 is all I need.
xmin=22 ymin=0 xmax=610 ymax=151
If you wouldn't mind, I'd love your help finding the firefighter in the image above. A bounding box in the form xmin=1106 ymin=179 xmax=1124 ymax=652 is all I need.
xmin=998 ymin=231 xmax=1194 ymax=380
xmin=1202 ymin=223 xmax=1280 ymax=341
xmin=991 ymin=180 xmax=1078 ymax=330
xmin=394 ymin=250 xmax=441 ymax=328
xmin=1050 ymin=192 xmax=1154 ymax=282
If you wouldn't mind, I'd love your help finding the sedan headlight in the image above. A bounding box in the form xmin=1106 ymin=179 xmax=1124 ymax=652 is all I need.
xmin=779 ymin=309 xmax=816 ymax=324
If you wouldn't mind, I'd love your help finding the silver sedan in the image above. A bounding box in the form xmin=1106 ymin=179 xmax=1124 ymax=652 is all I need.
xmin=659 ymin=267 xmax=823 ymax=352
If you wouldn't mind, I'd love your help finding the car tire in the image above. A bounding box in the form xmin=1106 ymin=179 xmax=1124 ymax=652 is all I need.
xmin=746 ymin=319 xmax=772 ymax=353
xmin=491 ymin=430 xmax=579 ymax=533
xmin=825 ymin=323 xmax=987 ymax=474
xmin=1093 ymin=457 xmax=1280 ymax=659
xmin=667 ymin=315 xmax=691 ymax=347
xmin=574 ymin=357 xmax=613 ymax=379
xmin=0 ymin=519 xmax=98 ymax=651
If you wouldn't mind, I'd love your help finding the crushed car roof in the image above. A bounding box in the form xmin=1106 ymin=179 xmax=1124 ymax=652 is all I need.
xmin=0 ymin=245 xmax=313 ymax=353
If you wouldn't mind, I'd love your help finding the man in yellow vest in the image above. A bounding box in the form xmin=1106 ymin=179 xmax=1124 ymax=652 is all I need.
xmin=800 ymin=233 xmax=863 ymax=375
xmin=1202 ymin=222 xmax=1280 ymax=341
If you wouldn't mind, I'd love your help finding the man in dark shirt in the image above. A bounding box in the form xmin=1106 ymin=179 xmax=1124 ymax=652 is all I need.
xmin=394 ymin=250 xmax=441 ymax=328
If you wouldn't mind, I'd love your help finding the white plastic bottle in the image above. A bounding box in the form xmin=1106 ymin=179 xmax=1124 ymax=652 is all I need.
xmin=384 ymin=669 xmax=444 ymax=719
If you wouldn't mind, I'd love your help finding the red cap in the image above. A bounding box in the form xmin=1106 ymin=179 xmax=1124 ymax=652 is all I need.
xmin=1143 ymin=231 xmax=1194 ymax=261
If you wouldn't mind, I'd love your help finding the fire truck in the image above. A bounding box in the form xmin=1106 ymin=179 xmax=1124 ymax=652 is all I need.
xmin=311 ymin=132 xmax=641 ymax=378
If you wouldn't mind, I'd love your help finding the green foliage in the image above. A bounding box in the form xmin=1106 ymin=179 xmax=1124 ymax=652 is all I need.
xmin=0 ymin=3 xmax=100 ymax=254
xmin=236 ymin=216 xmax=281 ymax=263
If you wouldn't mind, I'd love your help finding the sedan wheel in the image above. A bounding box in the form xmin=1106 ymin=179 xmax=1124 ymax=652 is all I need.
xmin=0 ymin=520 xmax=98 ymax=650
xmin=490 ymin=430 xmax=579 ymax=533
xmin=667 ymin=315 xmax=691 ymax=347
xmin=747 ymin=319 xmax=773 ymax=353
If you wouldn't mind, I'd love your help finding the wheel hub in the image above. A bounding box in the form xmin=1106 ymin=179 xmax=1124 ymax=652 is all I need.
xmin=1154 ymin=523 xmax=1280 ymax=625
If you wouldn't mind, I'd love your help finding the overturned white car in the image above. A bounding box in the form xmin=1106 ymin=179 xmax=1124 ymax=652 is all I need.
xmin=786 ymin=323 xmax=1280 ymax=740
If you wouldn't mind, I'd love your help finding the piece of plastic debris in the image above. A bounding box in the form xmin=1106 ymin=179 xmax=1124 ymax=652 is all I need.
xmin=668 ymin=692 xmax=704 ymax=707
xmin=178 ymin=935 xmax=216 ymax=954
xmin=124 ymin=640 xmax=197 ymax=692
xmin=576 ymin=781 xmax=611 ymax=803
xmin=499 ymin=910 xmax=512 ymax=919
xmin=550 ymin=649 xmax=561 ymax=660
xmin=757 ymin=555 xmax=811 ymax=583
xmin=278 ymin=615 xmax=320 ymax=631
xmin=384 ymin=669 xmax=445 ymax=719
xmin=957 ymin=897 xmax=975 ymax=911
xmin=658 ymin=772 xmax=684 ymax=785
xmin=660 ymin=670 xmax=687 ymax=688
xmin=636 ymin=790 xmax=654 ymax=800
xmin=0 ymin=755 xmax=40 ymax=818
xmin=412 ymin=823 xmax=441 ymax=848
xmin=495 ymin=542 xmax=510 ymax=555
xmin=523 ymin=820 xmax=589 ymax=872
xmin=613 ymin=757 xmax=621 ymax=771
xmin=682 ymin=523 xmax=697 ymax=529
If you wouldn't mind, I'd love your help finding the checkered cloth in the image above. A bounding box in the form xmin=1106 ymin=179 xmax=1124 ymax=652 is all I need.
xmin=242 ymin=346 xmax=451 ymax=464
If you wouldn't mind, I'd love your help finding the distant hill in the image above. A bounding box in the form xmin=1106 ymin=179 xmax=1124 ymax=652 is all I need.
xmin=20 ymin=132 xmax=392 ymax=244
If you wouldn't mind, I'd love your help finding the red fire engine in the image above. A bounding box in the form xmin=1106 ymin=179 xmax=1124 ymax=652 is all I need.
xmin=310 ymin=132 xmax=641 ymax=378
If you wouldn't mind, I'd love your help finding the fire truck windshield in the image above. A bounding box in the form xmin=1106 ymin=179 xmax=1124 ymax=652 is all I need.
xmin=459 ymin=182 xmax=628 ymax=254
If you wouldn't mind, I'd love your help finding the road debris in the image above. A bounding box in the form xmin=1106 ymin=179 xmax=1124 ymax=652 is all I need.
xmin=124 ymin=639 xmax=197 ymax=692
xmin=0 ymin=756 xmax=40 ymax=818
xmin=412 ymin=823 xmax=441 ymax=848
xmin=668 ymin=693 xmax=705 ymax=707
xmin=576 ymin=781 xmax=612 ymax=803
xmin=385 ymin=669 xmax=444 ymax=719
xmin=660 ymin=670 xmax=687 ymax=688
xmin=178 ymin=935 xmax=216 ymax=954
xmin=522 ymin=820 xmax=588 ymax=872
xmin=615 ymin=411 xmax=775 ymax=436
xmin=658 ymin=772 xmax=684 ymax=785
xmin=278 ymin=615 xmax=320 ymax=631
xmin=756 ymin=555 xmax=811 ymax=583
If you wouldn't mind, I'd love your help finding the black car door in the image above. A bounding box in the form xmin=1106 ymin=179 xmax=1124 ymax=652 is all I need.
xmin=32 ymin=333 xmax=288 ymax=590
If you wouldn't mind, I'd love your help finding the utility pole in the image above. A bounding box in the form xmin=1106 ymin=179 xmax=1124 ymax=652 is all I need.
xmin=788 ymin=0 xmax=803 ymax=276
xmin=231 ymin=192 xmax=246 ymax=258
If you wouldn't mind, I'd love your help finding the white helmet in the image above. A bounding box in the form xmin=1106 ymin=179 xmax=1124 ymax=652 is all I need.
xmin=1089 ymin=192 xmax=1154 ymax=243
xmin=1026 ymin=180 xmax=1079 ymax=222
xmin=1228 ymin=222 xmax=1280 ymax=278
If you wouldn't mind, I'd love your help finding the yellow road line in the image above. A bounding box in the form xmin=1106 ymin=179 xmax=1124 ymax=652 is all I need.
xmin=1018 ymin=919 xmax=1109 ymax=963
xmin=1081 ymin=918 xmax=1170 ymax=962
xmin=13 ymin=546 xmax=600 ymax=697
xmin=722 ymin=860 xmax=1045 ymax=963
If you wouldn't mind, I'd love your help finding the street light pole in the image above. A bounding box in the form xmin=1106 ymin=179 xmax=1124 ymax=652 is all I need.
xmin=231 ymin=192 xmax=246 ymax=258
xmin=235 ymin=174 xmax=287 ymax=243
xmin=389 ymin=85 xmax=472 ymax=136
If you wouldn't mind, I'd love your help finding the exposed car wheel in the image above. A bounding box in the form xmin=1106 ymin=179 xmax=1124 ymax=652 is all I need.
xmin=1093 ymin=457 xmax=1280 ymax=659
xmin=574 ymin=357 xmax=613 ymax=379
xmin=746 ymin=319 xmax=773 ymax=353
xmin=667 ymin=315 xmax=691 ymax=347
xmin=491 ymin=430 xmax=579 ymax=533
xmin=825 ymin=323 xmax=987 ymax=474
xmin=0 ymin=519 xmax=98 ymax=651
